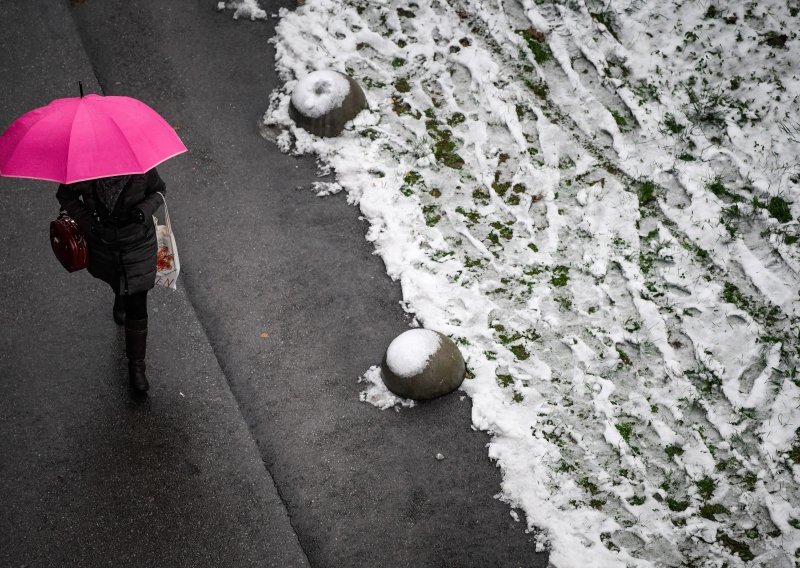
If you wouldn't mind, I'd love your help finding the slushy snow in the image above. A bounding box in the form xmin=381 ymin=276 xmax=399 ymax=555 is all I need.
xmin=291 ymin=71 xmax=351 ymax=119
xmin=254 ymin=0 xmax=800 ymax=565
xmin=386 ymin=328 xmax=442 ymax=378
xmin=220 ymin=0 xmax=266 ymax=21
xmin=359 ymin=365 xmax=417 ymax=410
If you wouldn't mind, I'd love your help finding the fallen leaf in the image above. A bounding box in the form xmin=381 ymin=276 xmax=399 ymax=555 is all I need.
xmin=260 ymin=332 xmax=269 ymax=338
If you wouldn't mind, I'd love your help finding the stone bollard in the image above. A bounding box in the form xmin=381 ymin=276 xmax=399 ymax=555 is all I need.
xmin=380 ymin=329 xmax=466 ymax=401
xmin=288 ymin=70 xmax=367 ymax=137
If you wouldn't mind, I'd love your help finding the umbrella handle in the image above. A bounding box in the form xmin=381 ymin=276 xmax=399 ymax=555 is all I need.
xmin=79 ymin=81 xmax=84 ymax=98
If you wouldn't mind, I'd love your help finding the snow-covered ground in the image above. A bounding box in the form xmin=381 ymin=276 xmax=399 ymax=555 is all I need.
xmin=233 ymin=0 xmax=800 ymax=565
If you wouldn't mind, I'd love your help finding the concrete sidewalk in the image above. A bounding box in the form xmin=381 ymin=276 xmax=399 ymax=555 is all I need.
xmin=0 ymin=2 xmax=309 ymax=567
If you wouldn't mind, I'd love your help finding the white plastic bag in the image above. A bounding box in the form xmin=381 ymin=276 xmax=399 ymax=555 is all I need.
xmin=152 ymin=192 xmax=180 ymax=290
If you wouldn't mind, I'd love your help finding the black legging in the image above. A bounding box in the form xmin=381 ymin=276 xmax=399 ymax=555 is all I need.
xmin=122 ymin=291 xmax=148 ymax=320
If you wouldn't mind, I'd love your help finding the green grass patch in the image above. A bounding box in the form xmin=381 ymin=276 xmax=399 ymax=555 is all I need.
xmin=425 ymin=118 xmax=464 ymax=169
xmin=684 ymin=367 xmax=722 ymax=394
xmin=631 ymin=80 xmax=658 ymax=103
xmin=489 ymin=221 xmax=513 ymax=239
xmin=491 ymin=172 xmax=511 ymax=196
xmin=639 ymin=252 xmax=654 ymax=274
xmin=627 ymin=495 xmax=646 ymax=506
xmin=509 ymin=344 xmax=530 ymax=360
xmin=611 ymin=109 xmax=629 ymax=131
xmin=579 ymin=477 xmax=599 ymax=495
xmin=464 ymin=255 xmax=482 ymax=268
xmin=766 ymin=196 xmax=793 ymax=223
xmin=400 ymin=170 xmax=424 ymax=196
xmin=665 ymin=444 xmax=684 ymax=458
xmin=391 ymin=97 xmax=420 ymax=118
xmin=722 ymin=282 xmax=748 ymax=310
xmin=497 ymin=331 xmax=522 ymax=345
xmin=516 ymin=29 xmax=551 ymax=64
xmin=555 ymin=296 xmax=572 ymax=311
xmin=422 ymin=205 xmax=441 ymax=227
xmin=455 ymin=206 xmax=480 ymax=223
xmin=472 ymin=188 xmax=490 ymax=203
xmin=523 ymin=78 xmax=549 ymax=98
xmin=433 ymin=138 xmax=464 ymax=169
xmin=615 ymin=422 xmax=634 ymax=444
xmin=496 ymin=373 xmax=514 ymax=387
xmin=404 ymin=171 xmax=423 ymax=185
xmin=447 ymin=112 xmax=466 ymax=127
xmin=589 ymin=498 xmax=606 ymax=510
xmin=667 ymin=498 xmax=689 ymax=512
xmin=637 ymin=179 xmax=658 ymax=206
xmin=699 ymin=503 xmax=729 ymax=520
xmin=616 ymin=346 xmax=632 ymax=367
xmin=359 ymin=128 xmax=380 ymax=141
xmin=361 ymin=76 xmax=386 ymax=89
xmin=706 ymin=176 xmax=741 ymax=201
xmin=664 ymin=113 xmax=684 ymax=133
xmin=696 ymin=476 xmax=715 ymax=500
xmin=551 ymin=265 xmax=569 ymax=287
xmin=590 ymin=11 xmax=618 ymax=41
xmin=717 ymin=532 xmax=754 ymax=562
xmin=394 ymin=77 xmax=411 ymax=93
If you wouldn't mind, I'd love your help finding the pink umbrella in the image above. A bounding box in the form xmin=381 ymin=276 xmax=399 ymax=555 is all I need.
xmin=0 ymin=93 xmax=187 ymax=184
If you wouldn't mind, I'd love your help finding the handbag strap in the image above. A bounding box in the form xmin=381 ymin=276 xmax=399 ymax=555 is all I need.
xmin=155 ymin=191 xmax=172 ymax=234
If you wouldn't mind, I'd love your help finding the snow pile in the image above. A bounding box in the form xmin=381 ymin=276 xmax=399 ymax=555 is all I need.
xmin=358 ymin=365 xmax=416 ymax=410
xmin=291 ymin=70 xmax=351 ymax=118
xmin=385 ymin=328 xmax=441 ymax=377
xmin=218 ymin=0 xmax=266 ymax=21
xmin=261 ymin=0 xmax=800 ymax=565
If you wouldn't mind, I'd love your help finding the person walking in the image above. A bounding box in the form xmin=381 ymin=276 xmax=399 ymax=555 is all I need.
xmin=0 ymin=89 xmax=186 ymax=396
xmin=56 ymin=169 xmax=167 ymax=392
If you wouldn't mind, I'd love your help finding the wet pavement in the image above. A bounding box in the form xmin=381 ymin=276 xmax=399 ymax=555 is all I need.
xmin=0 ymin=1 xmax=546 ymax=566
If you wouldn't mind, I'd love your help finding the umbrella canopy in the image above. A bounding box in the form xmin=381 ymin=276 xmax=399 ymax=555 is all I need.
xmin=0 ymin=94 xmax=187 ymax=184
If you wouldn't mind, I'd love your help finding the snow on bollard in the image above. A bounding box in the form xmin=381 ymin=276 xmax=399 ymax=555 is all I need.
xmin=380 ymin=329 xmax=466 ymax=401
xmin=288 ymin=70 xmax=367 ymax=138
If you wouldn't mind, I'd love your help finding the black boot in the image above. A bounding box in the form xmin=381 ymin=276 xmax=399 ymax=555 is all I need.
xmin=125 ymin=318 xmax=149 ymax=394
xmin=113 ymin=294 xmax=125 ymax=325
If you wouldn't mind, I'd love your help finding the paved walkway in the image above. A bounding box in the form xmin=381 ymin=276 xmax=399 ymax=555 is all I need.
xmin=0 ymin=3 xmax=308 ymax=567
xmin=0 ymin=1 xmax=546 ymax=566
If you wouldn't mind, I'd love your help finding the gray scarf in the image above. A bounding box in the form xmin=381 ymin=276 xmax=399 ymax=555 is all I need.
xmin=95 ymin=175 xmax=131 ymax=214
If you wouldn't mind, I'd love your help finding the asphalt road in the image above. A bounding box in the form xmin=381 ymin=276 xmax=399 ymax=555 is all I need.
xmin=0 ymin=2 xmax=308 ymax=567
xmin=2 ymin=1 xmax=548 ymax=566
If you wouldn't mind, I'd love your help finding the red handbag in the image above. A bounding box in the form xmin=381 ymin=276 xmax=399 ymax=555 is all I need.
xmin=50 ymin=211 xmax=89 ymax=272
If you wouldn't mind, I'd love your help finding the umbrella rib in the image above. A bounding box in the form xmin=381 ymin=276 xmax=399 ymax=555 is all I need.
xmin=64 ymin=102 xmax=87 ymax=182
xmin=102 ymin=111 xmax=143 ymax=169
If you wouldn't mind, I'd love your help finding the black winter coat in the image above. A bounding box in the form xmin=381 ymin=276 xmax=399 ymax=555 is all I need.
xmin=56 ymin=168 xmax=166 ymax=295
